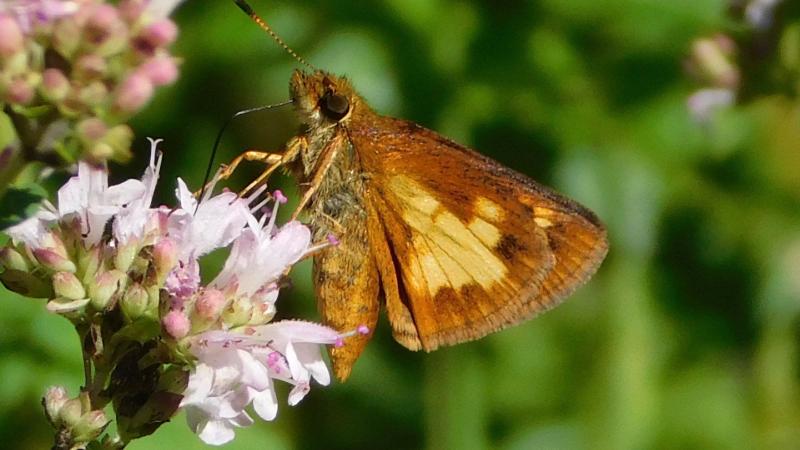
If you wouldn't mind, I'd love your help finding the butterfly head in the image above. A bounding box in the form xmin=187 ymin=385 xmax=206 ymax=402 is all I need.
xmin=290 ymin=70 xmax=360 ymax=128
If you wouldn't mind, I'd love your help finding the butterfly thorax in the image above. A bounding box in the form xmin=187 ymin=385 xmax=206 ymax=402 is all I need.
xmin=287 ymin=70 xmax=381 ymax=382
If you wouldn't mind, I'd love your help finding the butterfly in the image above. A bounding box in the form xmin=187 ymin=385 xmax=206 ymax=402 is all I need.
xmin=229 ymin=0 xmax=608 ymax=381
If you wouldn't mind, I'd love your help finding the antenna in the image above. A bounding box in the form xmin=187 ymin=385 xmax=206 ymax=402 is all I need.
xmin=195 ymin=100 xmax=292 ymax=213
xmin=233 ymin=0 xmax=316 ymax=71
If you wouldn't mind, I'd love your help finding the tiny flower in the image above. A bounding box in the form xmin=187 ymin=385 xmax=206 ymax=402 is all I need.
xmin=88 ymin=269 xmax=126 ymax=310
xmin=167 ymin=178 xmax=253 ymax=262
xmin=163 ymin=309 xmax=191 ymax=339
xmin=139 ymin=56 xmax=179 ymax=86
xmin=40 ymin=68 xmax=69 ymax=101
xmin=52 ymin=271 xmax=85 ymax=300
xmin=0 ymin=246 xmax=30 ymax=272
xmin=153 ymin=237 xmax=178 ymax=282
xmin=56 ymin=159 xmax=146 ymax=246
xmin=72 ymin=409 xmax=110 ymax=443
xmin=115 ymin=72 xmax=154 ymax=113
xmin=193 ymin=288 xmax=227 ymax=323
xmin=120 ymin=282 xmax=150 ymax=322
xmin=5 ymin=77 xmax=35 ymax=105
xmin=139 ymin=19 xmax=178 ymax=48
xmin=33 ymin=248 xmax=77 ymax=273
xmin=74 ymin=54 xmax=108 ymax=80
xmin=0 ymin=14 xmax=24 ymax=58
xmin=181 ymin=321 xmax=343 ymax=443
xmin=112 ymin=138 xmax=163 ymax=246
xmin=687 ymin=88 xmax=735 ymax=123
xmin=43 ymin=386 xmax=69 ymax=426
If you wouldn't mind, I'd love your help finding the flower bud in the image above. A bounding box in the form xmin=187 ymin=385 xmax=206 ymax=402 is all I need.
xmin=114 ymin=240 xmax=140 ymax=272
xmin=87 ymin=4 xmax=120 ymax=36
xmin=43 ymin=386 xmax=69 ymax=426
xmin=77 ymin=117 xmax=108 ymax=144
xmin=102 ymin=124 xmax=134 ymax=163
xmin=0 ymin=14 xmax=24 ymax=58
xmin=192 ymin=288 xmax=226 ymax=328
xmin=119 ymin=0 xmax=147 ymax=22
xmin=690 ymin=37 xmax=739 ymax=89
xmin=40 ymin=68 xmax=70 ymax=101
xmin=139 ymin=56 xmax=179 ymax=86
xmin=5 ymin=78 xmax=35 ymax=105
xmin=162 ymin=309 xmax=190 ymax=339
xmin=33 ymin=248 xmax=77 ymax=273
xmin=222 ymin=296 xmax=254 ymax=328
xmin=89 ymin=270 xmax=126 ymax=310
xmin=74 ymin=54 xmax=108 ymax=80
xmin=59 ymin=397 xmax=85 ymax=427
xmin=73 ymin=410 xmax=110 ymax=442
xmin=77 ymin=245 xmax=102 ymax=283
xmin=153 ymin=238 xmax=178 ymax=283
xmin=78 ymin=80 xmax=109 ymax=107
xmin=121 ymin=282 xmax=150 ymax=321
xmin=0 ymin=247 xmax=30 ymax=272
xmin=53 ymin=271 xmax=86 ymax=300
xmin=52 ymin=18 xmax=83 ymax=58
xmin=86 ymin=5 xmax=129 ymax=56
xmin=140 ymin=19 xmax=178 ymax=48
xmin=114 ymin=73 xmax=154 ymax=113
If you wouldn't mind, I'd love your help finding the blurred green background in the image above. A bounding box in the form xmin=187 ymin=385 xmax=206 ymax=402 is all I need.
xmin=2 ymin=0 xmax=800 ymax=449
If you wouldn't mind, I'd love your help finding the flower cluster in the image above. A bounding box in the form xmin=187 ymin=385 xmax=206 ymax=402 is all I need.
xmin=0 ymin=0 xmax=183 ymax=164
xmin=1 ymin=139 xmax=361 ymax=447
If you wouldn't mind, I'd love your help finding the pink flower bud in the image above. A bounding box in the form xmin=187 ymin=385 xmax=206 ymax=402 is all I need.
xmin=53 ymin=271 xmax=86 ymax=300
xmin=33 ymin=248 xmax=77 ymax=273
xmin=77 ymin=117 xmax=108 ymax=143
xmin=141 ymin=19 xmax=178 ymax=48
xmin=74 ymin=54 xmax=107 ymax=79
xmin=139 ymin=56 xmax=179 ymax=86
xmin=87 ymin=4 xmax=121 ymax=38
xmin=194 ymin=288 xmax=226 ymax=322
xmin=118 ymin=0 xmax=147 ymax=22
xmin=153 ymin=237 xmax=178 ymax=280
xmin=0 ymin=14 xmax=24 ymax=58
xmin=115 ymin=72 xmax=153 ymax=113
xmin=43 ymin=386 xmax=69 ymax=426
xmin=41 ymin=68 xmax=70 ymax=101
xmin=5 ymin=78 xmax=35 ymax=105
xmin=163 ymin=309 xmax=190 ymax=339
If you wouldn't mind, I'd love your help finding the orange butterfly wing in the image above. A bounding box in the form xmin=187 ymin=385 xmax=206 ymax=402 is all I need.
xmin=348 ymin=115 xmax=608 ymax=351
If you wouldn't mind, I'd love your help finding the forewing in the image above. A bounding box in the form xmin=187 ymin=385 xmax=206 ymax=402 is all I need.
xmin=349 ymin=116 xmax=608 ymax=351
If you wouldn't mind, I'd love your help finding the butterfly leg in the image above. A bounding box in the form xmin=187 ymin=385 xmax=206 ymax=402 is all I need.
xmin=239 ymin=136 xmax=306 ymax=198
xmin=198 ymin=136 xmax=307 ymax=197
xmin=290 ymin=135 xmax=343 ymax=220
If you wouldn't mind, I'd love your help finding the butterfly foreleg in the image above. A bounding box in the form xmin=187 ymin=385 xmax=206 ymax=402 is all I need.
xmin=290 ymin=134 xmax=344 ymax=220
xmin=238 ymin=136 xmax=307 ymax=198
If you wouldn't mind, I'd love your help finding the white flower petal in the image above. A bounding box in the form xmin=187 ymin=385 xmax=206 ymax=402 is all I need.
xmin=197 ymin=418 xmax=236 ymax=446
xmin=251 ymin=384 xmax=278 ymax=421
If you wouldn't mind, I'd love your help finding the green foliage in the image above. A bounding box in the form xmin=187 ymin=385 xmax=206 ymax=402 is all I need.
xmin=2 ymin=1 xmax=799 ymax=449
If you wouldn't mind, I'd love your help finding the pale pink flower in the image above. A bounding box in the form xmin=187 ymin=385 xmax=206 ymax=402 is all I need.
xmin=112 ymin=138 xmax=163 ymax=246
xmin=166 ymin=179 xmax=253 ymax=262
xmin=181 ymin=321 xmax=341 ymax=445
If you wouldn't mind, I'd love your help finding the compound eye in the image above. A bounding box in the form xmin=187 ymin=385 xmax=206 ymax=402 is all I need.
xmin=320 ymin=92 xmax=350 ymax=121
